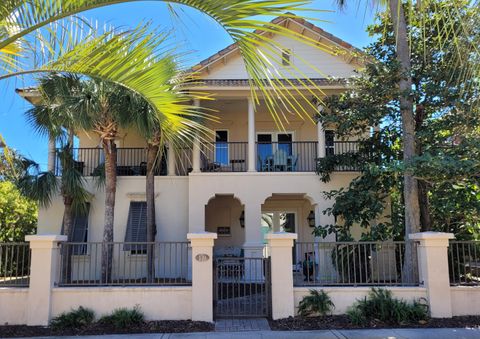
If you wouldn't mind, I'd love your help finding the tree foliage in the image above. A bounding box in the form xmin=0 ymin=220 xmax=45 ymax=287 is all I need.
xmin=315 ymin=0 xmax=480 ymax=240
xmin=0 ymin=181 xmax=37 ymax=242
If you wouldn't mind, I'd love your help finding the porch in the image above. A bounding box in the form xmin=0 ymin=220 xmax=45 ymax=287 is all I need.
xmin=53 ymin=140 xmax=359 ymax=177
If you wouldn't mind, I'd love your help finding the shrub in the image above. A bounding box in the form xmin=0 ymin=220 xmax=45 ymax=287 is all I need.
xmin=347 ymin=288 xmax=428 ymax=326
xmin=298 ymin=289 xmax=335 ymax=317
xmin=50 ymin=306 xmax=95 ymax=330
xmin=99 ymin=306 xmax=145 ymax=328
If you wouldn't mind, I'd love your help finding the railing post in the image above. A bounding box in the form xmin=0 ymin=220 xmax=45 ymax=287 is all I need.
xmin=25 ymin=235 xmax=67 ymax=326
xmin=409 ymin=232 xmax=454 ymax=318
xmin=187 ymin=232 xmax=217 ymax=322
xmin=266 ymin=232 xmax=297 ymax=320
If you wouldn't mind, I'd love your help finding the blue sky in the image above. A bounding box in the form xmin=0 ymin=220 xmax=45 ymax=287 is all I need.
xmin=0 ymin=0 xmax=378 ymax=170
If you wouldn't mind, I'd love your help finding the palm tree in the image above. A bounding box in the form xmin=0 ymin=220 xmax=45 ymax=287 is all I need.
xmin=1 ymin=1 xmax=341 ymax=127
xmin=60 ymin=78 xmax=135 ymax=282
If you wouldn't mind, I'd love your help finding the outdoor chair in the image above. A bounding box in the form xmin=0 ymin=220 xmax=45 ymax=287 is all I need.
xmin=273 ymin=149 xmax=288 ymax=171
xmin=287 ymin=155 xmax=298 ymax=172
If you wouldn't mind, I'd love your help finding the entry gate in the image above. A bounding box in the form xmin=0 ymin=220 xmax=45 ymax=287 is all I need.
xmin=214 ymin=257 xmax=271 ymax=318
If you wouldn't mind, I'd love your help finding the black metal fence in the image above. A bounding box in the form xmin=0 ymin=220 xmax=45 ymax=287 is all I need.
xmin=293 ymin=241 xmax=419 ymax=287
xmin=201 ymin=142 xmax=248 ymax=172
xmin=0 ymin=243 xmax=30 ymax=287
xmin=214 ymin=257 xmax=271 ymax=318
xmin=55 ymin=148 xmax=167 ymax=176
xmin=57 ymin=242 xmax=190 ymax=286
xmin=55 ymin=141 xmax=360 ymax=176
xmin=330 ymin=141 xmax=361 ymax=171
xmin=449 ymin=241 xmax=480 ymax=286
xmin=257 ymin=141 xmax=317 ymax=172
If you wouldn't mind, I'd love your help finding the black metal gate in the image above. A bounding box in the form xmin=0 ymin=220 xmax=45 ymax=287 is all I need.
xmin=214 ymin=257 xmax=271 ymax=318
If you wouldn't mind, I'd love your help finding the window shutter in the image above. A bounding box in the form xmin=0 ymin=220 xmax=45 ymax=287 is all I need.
xmin=61 ymin=203 xmax=90 ymax=255
xmin=124 ymin=201 xmax=147 ymax=252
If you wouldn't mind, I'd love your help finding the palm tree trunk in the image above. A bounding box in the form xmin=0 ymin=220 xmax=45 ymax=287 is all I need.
xmin=47 ymin=135 xmax=56 ymax=173
xmin=388 ymin=0 xmax=421 ymax=283
xmin=146 ymin=143 xmax=158 ymax=283
xmin=101 ymin=139 xmax=117 ymax=283
xmin=62 ymin=197 xmax=74 ymax=284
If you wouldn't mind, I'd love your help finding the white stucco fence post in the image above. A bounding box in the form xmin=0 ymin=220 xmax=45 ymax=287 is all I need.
xmin=409 ymin=231 xmax=454 ymax=318
xmin=187 ymin=232 xmax=217 ymax=322
xmin=25 ymin=235 xmax=67 ymax=326
xmin=266 ymin=232 xmax=297 ymax=320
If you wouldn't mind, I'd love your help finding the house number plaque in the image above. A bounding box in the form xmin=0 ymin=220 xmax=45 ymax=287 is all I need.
xmin=195 ymin=253 xmax=210 ymax=262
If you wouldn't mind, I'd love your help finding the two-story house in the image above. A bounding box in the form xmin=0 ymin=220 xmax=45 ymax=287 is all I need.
xmin=20 ymin=15 xmax=367 ymax=282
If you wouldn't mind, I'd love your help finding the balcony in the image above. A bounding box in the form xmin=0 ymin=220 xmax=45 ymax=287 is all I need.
xmin=54 ymin=141 xmax=359 ymax=176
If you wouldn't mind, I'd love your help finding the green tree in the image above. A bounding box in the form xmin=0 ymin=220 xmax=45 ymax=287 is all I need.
xmin=316 ymin=1 xmax=480 ymax=241
xmin=0 ymin=181 xmax=37 ymax=242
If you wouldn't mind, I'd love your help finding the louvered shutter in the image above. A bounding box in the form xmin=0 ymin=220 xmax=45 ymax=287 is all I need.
xmin=61 ymin=203 xmax=90 ymax=255
xmin=124 ymin=201 xmax=147 ymax=252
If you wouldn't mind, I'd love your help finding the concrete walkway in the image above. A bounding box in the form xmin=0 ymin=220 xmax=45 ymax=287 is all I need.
xmin=24 ymin=328 xmax=480 ymax=339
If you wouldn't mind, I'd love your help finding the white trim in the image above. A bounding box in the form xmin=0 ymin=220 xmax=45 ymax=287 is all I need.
xmin=256 ymin=131 xmax=295 ymax=143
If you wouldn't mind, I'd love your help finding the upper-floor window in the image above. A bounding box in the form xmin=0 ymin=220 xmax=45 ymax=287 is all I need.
xmin=215 ymin=130 xmax=229 ymax=166
xmin=325 ymin=130 xmax=335 ymax=156
xmin=282 ymin=49 xmax=292 ymax=66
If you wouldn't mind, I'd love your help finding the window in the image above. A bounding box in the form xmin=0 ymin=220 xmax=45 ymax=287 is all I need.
xmin=215 ymin=130 xmax=229 ymax=165
xmin=62 ymin=203 xmax=90 ymax=255
xmin=278 ymin=133 xmax=293 ymax=156
xmin=325 ymin=130 xmax=335 ymax=156
xmin=124 ymin=201 xmax=147 ymax=254
xmin=282 ymin=49 xmax=292 ymax=66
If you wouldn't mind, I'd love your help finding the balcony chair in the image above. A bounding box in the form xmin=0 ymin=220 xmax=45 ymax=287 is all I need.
xmin=287 ymin=155 xmax=298 ymax=172
xmin=273 ymin=149 xmax=288 ymax=171
xmin=258 ymin=155 xmax=272 ymax=171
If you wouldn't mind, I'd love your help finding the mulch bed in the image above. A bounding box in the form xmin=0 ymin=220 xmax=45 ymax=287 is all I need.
xmin=0 ymin=320 xmax=214 ymax=338
xmin=269 ymin=315 xmax=480 ymax=331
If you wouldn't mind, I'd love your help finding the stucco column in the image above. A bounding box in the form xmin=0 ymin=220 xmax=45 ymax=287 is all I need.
xmin=25 ymin=235 xmax=67 ymax=326
xmin=409 ymin=232 xmax=454 ymax=318
xmin=243 ymin=200 xmax=263 ymax=256
xmin=266 ymin=232 xmax=297 ymax=320
xmin=187 ymin=232 xmax=217 ymax=322
xmin=317 ymin=121 xmax=326 ymax=158
xmin=247 ymin=97 xmax=256 ymax=172
xmin=192 ymin=98 xmax=201 ymax=173
xmin=167 ymin=142 xmax=176 ymax=176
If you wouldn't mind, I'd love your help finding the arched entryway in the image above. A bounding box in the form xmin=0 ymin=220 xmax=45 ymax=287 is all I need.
xmin=205 ymin=194 xmax=245 ymax=257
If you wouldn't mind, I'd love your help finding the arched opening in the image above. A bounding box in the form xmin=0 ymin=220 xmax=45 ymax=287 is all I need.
xmin=261 ymin=194 xmax=316 ymax=244
xmin=205 ymin=194 xmax=245 ymax=257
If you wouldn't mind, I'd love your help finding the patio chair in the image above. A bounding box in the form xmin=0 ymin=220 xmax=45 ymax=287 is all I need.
xmin=258 ymin=155 xmax=271 ymax=171
xmin=287 ymin=155 xmax=298 ymax=172
xmin=273 ymin=149 xmax=288 ymax=171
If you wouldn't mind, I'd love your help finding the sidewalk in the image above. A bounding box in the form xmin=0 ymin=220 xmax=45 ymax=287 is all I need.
xmin=24 ymin=328 xmax=480 ymax=339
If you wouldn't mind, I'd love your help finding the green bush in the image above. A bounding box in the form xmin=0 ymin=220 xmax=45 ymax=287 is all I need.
xmin=347 ymin=288 xmax=428 ymax=326
xmin=298 ymin=289 xmax=335 ymax=317
xmin=50 ymin=306 xmax=95 ymax=330
xmin=99 ymin=306 xmax=145 ymax=328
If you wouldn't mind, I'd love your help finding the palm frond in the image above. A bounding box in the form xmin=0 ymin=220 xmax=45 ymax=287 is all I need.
xmin=0 ymin=1 xmax=334 ymax=125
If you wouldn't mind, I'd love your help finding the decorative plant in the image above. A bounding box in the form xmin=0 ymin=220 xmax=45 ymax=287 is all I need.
xmin=50 ymin=306 xmax=95 ymax=330
xmin=347 ymin=288 xmax=428 ymax=326
xmin=297 ymin=289 xmax=335 ymax=317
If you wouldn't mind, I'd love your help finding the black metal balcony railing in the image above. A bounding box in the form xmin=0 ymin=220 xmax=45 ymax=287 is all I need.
xmin=54 ymin=141 xmax=360 ymax=176
xmin=257 ymin=141 xmax=318 ymax=172
xmin=200 ymin=142 xmax=248 ymax=172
